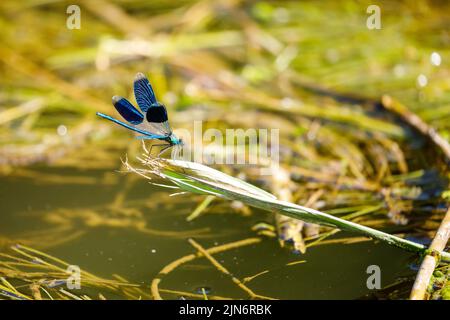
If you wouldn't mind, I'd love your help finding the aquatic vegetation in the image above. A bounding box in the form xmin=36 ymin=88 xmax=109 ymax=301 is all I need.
xmin=124 ymin=153 xmax=450 ymax=262
xmin=0 ymin=244 xmax=147 ymax=300
xmin=0 ymin=0 xmax=449 ymax=299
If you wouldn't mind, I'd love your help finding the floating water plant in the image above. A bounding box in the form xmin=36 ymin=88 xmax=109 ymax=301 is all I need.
xmin=124 ymin=154 xmax=450 ymax=262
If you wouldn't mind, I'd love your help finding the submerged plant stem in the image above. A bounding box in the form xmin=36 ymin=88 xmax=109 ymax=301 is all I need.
xmin=150 ymin=237 xmax=261 ymax=300
xmin=381 ymin=96 xmax=450 ymax=300
xmin=188 ymin=238 xmax=275 ymax=300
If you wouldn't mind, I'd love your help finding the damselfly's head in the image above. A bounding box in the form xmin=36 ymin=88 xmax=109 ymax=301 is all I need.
xmin=169 ymin=134 xmax=183 ymax=146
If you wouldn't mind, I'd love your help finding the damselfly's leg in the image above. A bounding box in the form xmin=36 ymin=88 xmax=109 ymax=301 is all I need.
xmin=158 ymin=144 xmax=173 ymax=157
xmin=149 ymin=143 xmax=169 ymax=156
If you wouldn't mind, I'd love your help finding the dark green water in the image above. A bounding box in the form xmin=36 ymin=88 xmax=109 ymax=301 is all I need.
xmin=0 ymin=165 xmax=415 ymax=299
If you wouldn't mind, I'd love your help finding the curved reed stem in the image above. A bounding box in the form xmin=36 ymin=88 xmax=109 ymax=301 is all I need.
xmin=125 ymin=155 xmax=450 ymax=262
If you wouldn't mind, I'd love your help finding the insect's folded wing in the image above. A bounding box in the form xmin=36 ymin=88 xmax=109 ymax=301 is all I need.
xmin=96 ymin=112 xmax=165 ymax=139
xmin=112 ymin=96 xmax=144 ymax=125
xmin=134 ymin=72 xmax=157 ymax=112
xmin=136 ymin=122 xmax=171 ymax=137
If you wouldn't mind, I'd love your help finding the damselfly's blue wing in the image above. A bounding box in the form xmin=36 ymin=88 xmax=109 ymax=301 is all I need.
xmin=112 ymin=96 xmax=143 ymax=125
xmin=134 ymin=72 xmax=157 ymax=112
xmin=95 ymin=95 xmax=166 ymax=139
xmin=133 ymin=73 xmax=173 ymax=137
xmin=96 ymin=112 xmax=166 ymax=140
xmin=96 ymin=72 xmax=174 ymax=141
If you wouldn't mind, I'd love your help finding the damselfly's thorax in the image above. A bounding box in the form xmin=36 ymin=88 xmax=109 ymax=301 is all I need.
xmin=167 ymin=134 xmax=182 ymax=146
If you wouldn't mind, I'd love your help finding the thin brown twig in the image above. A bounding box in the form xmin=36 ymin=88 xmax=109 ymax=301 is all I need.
xmin=187 ymin=239 xmax=275 ymax=300
xmin=381 ymin=95 xmax=450 ymax=159
xmin=380 ymin=96 xmax=450 ymax=300
xmin=150 ymin=237 xmax=261 ymax=300
xmin=410 ymin=208 xmax=450 ymax=300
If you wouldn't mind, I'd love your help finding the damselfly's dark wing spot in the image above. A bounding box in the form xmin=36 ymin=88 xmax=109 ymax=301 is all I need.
xmin=112 ymin=96 xmax=143 ymax=125
xmin=146 ymin=105 xmax=168 ymax=123
xmin=134 ymin=73 xmax=157 ymax=113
